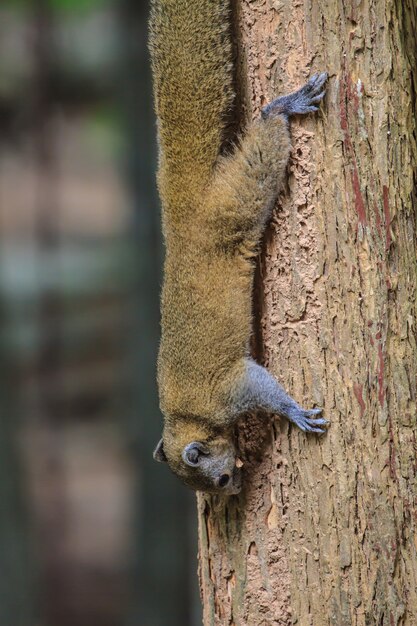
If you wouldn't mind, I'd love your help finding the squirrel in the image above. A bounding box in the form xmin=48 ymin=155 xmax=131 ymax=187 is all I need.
xmin=149 ymin=0 xmax=328 ymax=495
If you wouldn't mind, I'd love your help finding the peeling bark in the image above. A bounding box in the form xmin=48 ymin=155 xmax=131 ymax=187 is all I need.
xmin=198 ymin=1 xmax=417 ymax=624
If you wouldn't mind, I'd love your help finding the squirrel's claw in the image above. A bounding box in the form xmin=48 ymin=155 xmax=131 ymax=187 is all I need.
xmin=262 ymin=71 xmax=328 ymax=119
xmin=287 ymin=407 xmax=329 ymax=434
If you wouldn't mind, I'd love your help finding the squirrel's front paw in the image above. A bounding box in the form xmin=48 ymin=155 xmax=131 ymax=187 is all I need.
xmin=287 ymin=407 xmax=329 ymax=434
xmin=262 ymin=72 xmax=328 ymax=119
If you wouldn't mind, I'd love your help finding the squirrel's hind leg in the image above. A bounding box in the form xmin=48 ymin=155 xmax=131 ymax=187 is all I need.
xmin=206 ymin=116 xmax=291 ymax=254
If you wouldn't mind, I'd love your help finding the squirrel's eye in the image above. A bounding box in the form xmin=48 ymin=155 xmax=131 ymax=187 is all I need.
xmin=218 ymin=474 xmax=230 ymax=488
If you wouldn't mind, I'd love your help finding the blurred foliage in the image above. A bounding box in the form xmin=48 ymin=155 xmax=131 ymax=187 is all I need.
xmin=0 ymin=0 xmax=201 ymax=623
xmin=4 ymin=0 xmax=111 ymax=15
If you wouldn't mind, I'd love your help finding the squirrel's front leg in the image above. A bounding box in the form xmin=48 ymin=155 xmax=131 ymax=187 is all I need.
xmin=230 ymin=359 xmax=328 ymax=433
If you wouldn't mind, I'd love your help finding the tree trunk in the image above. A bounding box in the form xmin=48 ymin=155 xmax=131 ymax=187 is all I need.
xmin=198 ymin=1 xmax=417 ymax=625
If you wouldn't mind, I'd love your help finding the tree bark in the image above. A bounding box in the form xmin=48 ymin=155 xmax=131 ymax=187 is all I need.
xmin=198 ymin=1 xmax=417 ymax=625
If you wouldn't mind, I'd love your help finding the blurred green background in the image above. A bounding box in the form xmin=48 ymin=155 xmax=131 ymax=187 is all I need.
xmin=0 ymin=1 xmax=200 ymax=625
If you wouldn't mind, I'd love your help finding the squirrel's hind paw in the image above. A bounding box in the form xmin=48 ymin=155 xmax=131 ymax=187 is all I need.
xmin=262 ymin=72 xmax=328 ymax=119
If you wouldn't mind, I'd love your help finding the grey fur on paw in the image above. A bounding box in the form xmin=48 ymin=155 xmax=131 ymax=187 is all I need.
xmin=289 ymin=407 xmax=329 ymax=434
xmin=262 ymin=72 xmax=328 ymax=119
xmin=303 ymin=72 xmax=328 ymax=93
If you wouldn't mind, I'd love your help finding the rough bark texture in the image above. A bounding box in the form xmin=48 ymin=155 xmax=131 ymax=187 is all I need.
xmin=198 ymin=1 xmax=417 ymax=625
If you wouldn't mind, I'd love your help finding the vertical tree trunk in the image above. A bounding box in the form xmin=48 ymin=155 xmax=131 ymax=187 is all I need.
xmin=198 ymin=1 xmax=417 ymax=625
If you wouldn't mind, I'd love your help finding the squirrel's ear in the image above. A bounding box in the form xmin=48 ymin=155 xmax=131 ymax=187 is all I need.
xmin=182 ymin=442 xmax=209 ymax=467
xmin=153 ymin=438 xmax=167 ymax=463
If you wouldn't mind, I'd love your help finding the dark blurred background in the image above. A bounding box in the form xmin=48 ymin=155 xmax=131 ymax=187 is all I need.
xmin=0 ymin=1 xmax=200 ymax=625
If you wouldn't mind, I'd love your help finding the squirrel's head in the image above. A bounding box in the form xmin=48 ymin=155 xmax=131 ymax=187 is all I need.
xmin=153 ymin=428 xmax=242 ymax=495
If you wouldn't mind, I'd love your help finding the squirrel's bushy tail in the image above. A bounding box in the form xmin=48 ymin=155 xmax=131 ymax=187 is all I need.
xmin=149 ymin=0 xmax=234 ymax=210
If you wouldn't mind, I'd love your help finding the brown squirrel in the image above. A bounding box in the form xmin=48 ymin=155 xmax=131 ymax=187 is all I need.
xmin=150 ymin=0 xmax=328 ymax=495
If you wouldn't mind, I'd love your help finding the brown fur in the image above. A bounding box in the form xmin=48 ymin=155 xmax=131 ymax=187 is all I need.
xmin=149 ymin=0 xmax=319 ymax=493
